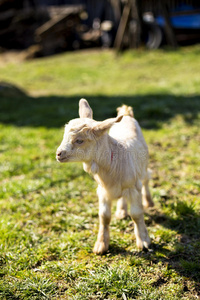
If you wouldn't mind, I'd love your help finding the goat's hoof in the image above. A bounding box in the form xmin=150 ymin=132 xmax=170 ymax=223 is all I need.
xmin=115 ymin=209 xmax=128 ymax=220
xmin=142 ymin=195 xmax=154 ymax=209
xmin=136 ymin=236 xmax=151 ymax=251
xmin=93 ymin=241 xmax=109 ymax=255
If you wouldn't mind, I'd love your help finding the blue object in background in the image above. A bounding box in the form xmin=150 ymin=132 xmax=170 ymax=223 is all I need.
xmin=156 ymin=4 xmax=200 ymax=29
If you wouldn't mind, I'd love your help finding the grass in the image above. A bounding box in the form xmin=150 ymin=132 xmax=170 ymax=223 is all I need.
xmin=0 ymin=46 xmax=200 ymax=299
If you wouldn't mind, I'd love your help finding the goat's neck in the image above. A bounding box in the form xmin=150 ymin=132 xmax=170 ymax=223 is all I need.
xmin=83 ymin=134 xmax=116 ymax=175
xmin=97 ymin=134 xmax=116 ymax=169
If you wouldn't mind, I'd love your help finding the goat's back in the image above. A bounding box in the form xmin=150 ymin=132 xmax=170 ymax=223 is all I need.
xmin=109 ymin=116 xmax=145 ymax=145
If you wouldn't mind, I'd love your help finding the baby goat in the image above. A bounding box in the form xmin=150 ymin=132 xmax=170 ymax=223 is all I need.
xmin=56 ymin=99 xmax=154 ymax=254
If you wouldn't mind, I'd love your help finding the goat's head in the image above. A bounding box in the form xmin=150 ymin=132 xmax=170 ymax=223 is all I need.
xmin=56 ymin=99 xmax=123 ymax=163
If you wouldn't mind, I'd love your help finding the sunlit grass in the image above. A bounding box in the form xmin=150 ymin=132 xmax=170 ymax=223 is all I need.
xmin=0 ymin=46 xmax=200 ymax=96
xmin=0 ymin=46 xmax=200 ymax=299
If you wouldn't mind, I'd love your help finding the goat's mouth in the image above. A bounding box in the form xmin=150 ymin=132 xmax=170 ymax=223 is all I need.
xmin=56 ymin=156 xmax=69 ymax=162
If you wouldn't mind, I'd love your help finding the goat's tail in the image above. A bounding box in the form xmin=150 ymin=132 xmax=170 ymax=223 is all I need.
xmin=117 ymin=104 xmax=134 ymax=118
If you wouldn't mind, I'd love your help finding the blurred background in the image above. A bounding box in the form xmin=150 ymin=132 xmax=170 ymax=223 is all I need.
xmin=0 ymin=0 xmax=200 ymax=57
xmin=0 ymin=1 xmax=200 ymax=299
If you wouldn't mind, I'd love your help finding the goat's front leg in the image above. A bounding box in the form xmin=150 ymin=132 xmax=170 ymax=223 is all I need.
xmin=93 ymin=186 xmax=111 ymax=255
xmin=129 ymin=186 xmax=151 ymax=250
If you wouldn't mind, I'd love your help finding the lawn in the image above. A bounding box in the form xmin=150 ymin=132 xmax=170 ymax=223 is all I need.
xmin=0 ymin=46 xmax=200 ymax=299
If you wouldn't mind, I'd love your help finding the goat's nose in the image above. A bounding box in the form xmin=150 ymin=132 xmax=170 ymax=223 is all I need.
xmin=56 ymin=150 xmax=62 ymax=157
xmin=56 ymin=149 xmax=66 ymax=159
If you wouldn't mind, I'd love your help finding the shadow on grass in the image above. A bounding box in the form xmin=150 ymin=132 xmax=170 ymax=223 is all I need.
xmin=145 ymin=207 xmax=200 ymax=282
xmin=1 ymin=85 xmax=200 ymax=293
xmin=108 ymin=207 xmax=200 ymax=291
xmin=0 ymin=92 xmax=200 ymax=129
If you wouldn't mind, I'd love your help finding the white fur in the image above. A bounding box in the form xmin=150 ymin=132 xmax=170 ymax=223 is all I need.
xmin=56 ymin=99 xmax=154 ymax=254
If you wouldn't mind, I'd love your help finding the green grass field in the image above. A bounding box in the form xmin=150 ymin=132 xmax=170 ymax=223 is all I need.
xmin=0 ymin=46 xmax=200 ymax=299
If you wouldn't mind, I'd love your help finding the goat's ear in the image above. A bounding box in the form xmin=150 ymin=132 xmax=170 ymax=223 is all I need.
xmin=79 ymin=98 xmax=93 ymax=119
xmin=92 ymin=115 xmax=123 ymax=136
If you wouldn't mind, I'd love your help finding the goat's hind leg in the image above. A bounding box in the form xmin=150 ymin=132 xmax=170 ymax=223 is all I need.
xmin=142 ymin=169 xmax=154 ymax=209
xmin=93 ymin=186 xmax=111 ymax=255
xmin=128 ymin=186 xmax=151 ymax=250
xmin=115 ymin=197 xmax=128 ymax=219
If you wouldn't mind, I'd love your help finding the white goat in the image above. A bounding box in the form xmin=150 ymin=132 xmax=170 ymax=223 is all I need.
xmin=56 ymin=99 xmax=154 ymax=254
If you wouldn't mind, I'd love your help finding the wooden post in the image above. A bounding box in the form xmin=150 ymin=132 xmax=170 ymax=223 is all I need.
xmin=114 ymin=0 xmax=143 ymax=51
xmin=129 ymin=0 xmax=142 ymax=48
xmin=161 ymin=1 xmax=178 ymax=48
xmin=114 ymin=0 xmax=131 ymax=51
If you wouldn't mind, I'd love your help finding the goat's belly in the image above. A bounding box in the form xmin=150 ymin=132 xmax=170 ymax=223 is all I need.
xmin=99 ymin=184 xmax=122 ymax=200
xmin=108 ymin=186 xmax=122 ymax=200
xmin=104 ymin=181 xmax=136 ymax=200
xmin=106 ymin=182 xmax=136 ymax=200
xmin=100 ymin=176 xmax=138 ymax=199
xmin=95 ymin=174 xmax=136 ymax=200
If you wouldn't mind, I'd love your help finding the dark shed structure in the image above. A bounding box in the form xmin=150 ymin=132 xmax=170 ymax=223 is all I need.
xmin=0 ymin=0 xmax=199 ymax=55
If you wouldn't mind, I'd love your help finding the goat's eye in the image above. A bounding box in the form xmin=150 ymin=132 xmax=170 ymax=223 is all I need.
xmin=76 ymin=139 xmax=83 ymax=144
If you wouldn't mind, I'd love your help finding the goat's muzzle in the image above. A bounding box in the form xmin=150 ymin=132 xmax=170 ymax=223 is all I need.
xmin=56 ymin=149 xmax=68 ymax=162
